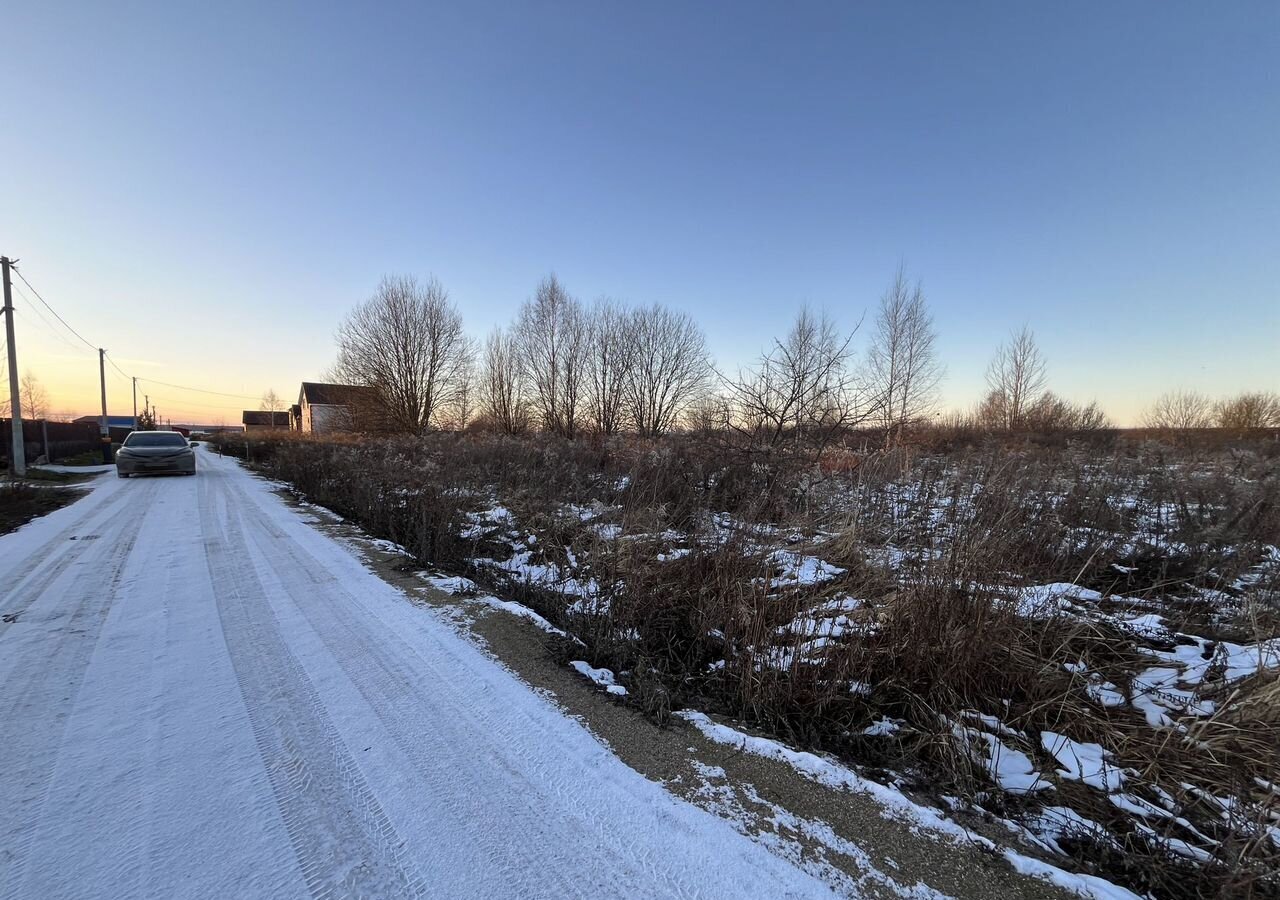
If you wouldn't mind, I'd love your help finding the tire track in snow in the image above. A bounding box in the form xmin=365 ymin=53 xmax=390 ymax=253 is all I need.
xmin=197 ymin=473 xmax=426 ymax=900
xmin=235 ymin=504 xmax=592 ymax=897
xmin=0 ymin=479 xmax=137 ymax=636
xmin=0 ymin=477 xmax=156 ymax=898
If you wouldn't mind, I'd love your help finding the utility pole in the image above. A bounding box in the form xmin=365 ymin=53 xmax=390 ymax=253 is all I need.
xmin=132 ymin=377 xmax=138 ymax=431
xmin=2 ymin=256 xmax=25 ymax=477
xmin=98 ymin=348 xmax=111 ymax=463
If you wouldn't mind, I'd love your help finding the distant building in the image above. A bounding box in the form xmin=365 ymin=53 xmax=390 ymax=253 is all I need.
xmin=73 ymin=414 xmax=136 ymax=443
xmin=241 ymin=410 xmax=291 ymax=432
xmin=71 ymin=415 xmax=189 ymax=439
xmin=73 ymin=415 xmax=136 ymax=429
xmin=297 ymin=382 xmax=382 ymax=434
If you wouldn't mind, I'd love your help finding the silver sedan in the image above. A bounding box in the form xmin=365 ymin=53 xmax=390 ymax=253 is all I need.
xmin=116 ymin=431 xmax=197 ymax=477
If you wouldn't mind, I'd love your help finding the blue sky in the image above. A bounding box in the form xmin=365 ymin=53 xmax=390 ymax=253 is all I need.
xmin=3 ymin=1 xmax=1277 ymax=423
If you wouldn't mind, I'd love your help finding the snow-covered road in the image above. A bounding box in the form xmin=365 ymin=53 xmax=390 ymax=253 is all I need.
xmin=0 ymin=450 xmax=833 ymax=900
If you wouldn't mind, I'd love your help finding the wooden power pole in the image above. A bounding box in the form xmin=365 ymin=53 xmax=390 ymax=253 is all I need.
xmin=1 ymin=256 xmax=24 ymax=477
xmin=98 ymin=348 xmax=111 ymax=463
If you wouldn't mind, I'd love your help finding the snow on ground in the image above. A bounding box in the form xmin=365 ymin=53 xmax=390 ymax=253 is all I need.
xmin=954 ymin=727 xmax=1052 ymax=795
xmin=687 ymin=762 xmax=949 ymax=899
xmin=29 ymin=464 xmax=115 ymax=474
xmin=679 ymin=712 xmax=1141 ymax=900
xmin=419 ymin=572 xmax=571 ymax=637
xmin=0 ymin=449 xmax=839 ymax=899
xmin=1040 ymin=733 xmax=1124 ymax=792
xmin=767 ymin=550 xmax=846 ymax=589
xmin=569 ymin=660 xmax=628 ymax=696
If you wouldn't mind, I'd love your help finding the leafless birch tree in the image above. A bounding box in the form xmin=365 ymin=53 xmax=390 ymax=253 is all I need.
xmin=517 ymin=274 xmax=587 ymax=438
xmin=20 ymin=371 xmax=49 ymax=421
xmin=260 ymin=389 xmax=283 ymax=414
xmin=623 ymin=304 xmax=710 ymax=436
xmin=866 ymin=269 xmax=942 ymax=441
xmin=983 ymin=326 xmax=1048 ymax=429
xmin=333 ymin=274 xmax=470 ymax=433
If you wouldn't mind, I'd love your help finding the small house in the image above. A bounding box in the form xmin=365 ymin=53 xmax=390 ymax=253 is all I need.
xmin=241 ymin=411 xmax=291 ymax=432
xmin=296 ymin=382 xmax=381 ymax=434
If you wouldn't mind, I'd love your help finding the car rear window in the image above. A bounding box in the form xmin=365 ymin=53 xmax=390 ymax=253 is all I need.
xmin=124 ymin=432 xmax=189 ymax=447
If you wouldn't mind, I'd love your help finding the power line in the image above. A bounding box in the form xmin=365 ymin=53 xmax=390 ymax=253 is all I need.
xmin=135 ymin=377 xmax=260 ymax=400
xmin=10 ymin=265 xmax=97 ymax=352
xmin=145 ymin=393 xmax=250 ymax=411
xmin=104 ymin=352 xmax=131 ymax=381
xmin=11 ymin=288 xmax=98 ymax=357
xmin=10 ymin=265 xmax=267 ymax=405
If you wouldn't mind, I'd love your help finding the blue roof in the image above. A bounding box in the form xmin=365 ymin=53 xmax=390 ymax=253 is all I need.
xmin=75 ymin=415 xmax=138 ymax=427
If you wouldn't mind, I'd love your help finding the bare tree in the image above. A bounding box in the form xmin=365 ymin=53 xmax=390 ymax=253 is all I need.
xmin=686 ymin=392 xmax=732 ymax=435
xmin=333 ymin=275 xmax=470 ymax=433
xmin=439 ymin=344 xmax=478 ymax=430
xmin=583 ymin=297 xmax=631 ymax=435
xmin=1214 ymin=391 xmax=1280 ymax=430
xmin=984 ymin=326 xmax=1048 ymax=429
xmin=622 ymin=304 xmax=710 ymax=436
xmin=480 ymin=327 xmax=529 ymax=434
xmin=728 ymin=307 xmax=866 ymax=450
xmin=20 ymin=371 xmax=49 ymax=421
xmin=517 ymin=274 xmax=587 ymax=438
xmin=1141 ymin=390 xmax=1214 ymax=430
xmin=866 ymin=268 xmax=943 ymax=442
xmin=260 ymin=388 xmax=283 ymax=414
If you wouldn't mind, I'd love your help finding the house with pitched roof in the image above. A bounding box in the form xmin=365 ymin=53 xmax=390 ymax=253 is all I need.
xmin=241 ymin=410 xmax=291 ymax=432
xmin=296 ymin=382 xmax=382 ymax=433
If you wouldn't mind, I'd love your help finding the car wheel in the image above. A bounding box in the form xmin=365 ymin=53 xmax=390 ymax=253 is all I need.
xmin=117 ymin=472 xmax=129 ymax=479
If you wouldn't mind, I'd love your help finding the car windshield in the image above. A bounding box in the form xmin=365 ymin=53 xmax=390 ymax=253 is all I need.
xmin=124 ymin=432 xmax=188 ymax=448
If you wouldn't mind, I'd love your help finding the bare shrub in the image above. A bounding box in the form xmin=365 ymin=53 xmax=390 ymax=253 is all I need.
xmin=1214 ymin=391 xmax=1280 ymax=430
xmin=1144 ymin=390 xmax=1214 ymax=430
xmin=1023 ymin=392 xmax=1111 ymax=431
xmin=727 ymin=307 xmax=868 ymax=452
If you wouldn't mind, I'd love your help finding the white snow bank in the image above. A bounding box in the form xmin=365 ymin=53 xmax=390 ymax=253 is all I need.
xmin=370 ymin=538 xmax=411 ymax=556
xmin=1013 ymin=583 xmax=1103 ymax=617
xmin=420 ymin=573 xmax=570 ymax=638
xmin=954 ymin=727 xmax=1051 ymax=794
xmin=1040 ymin=733 xmax=1124 ymax=792
xmin=767 ymin=550 xmax=846 ymax=588
xmin=570 ymin=661 xmax=628 ymax=696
